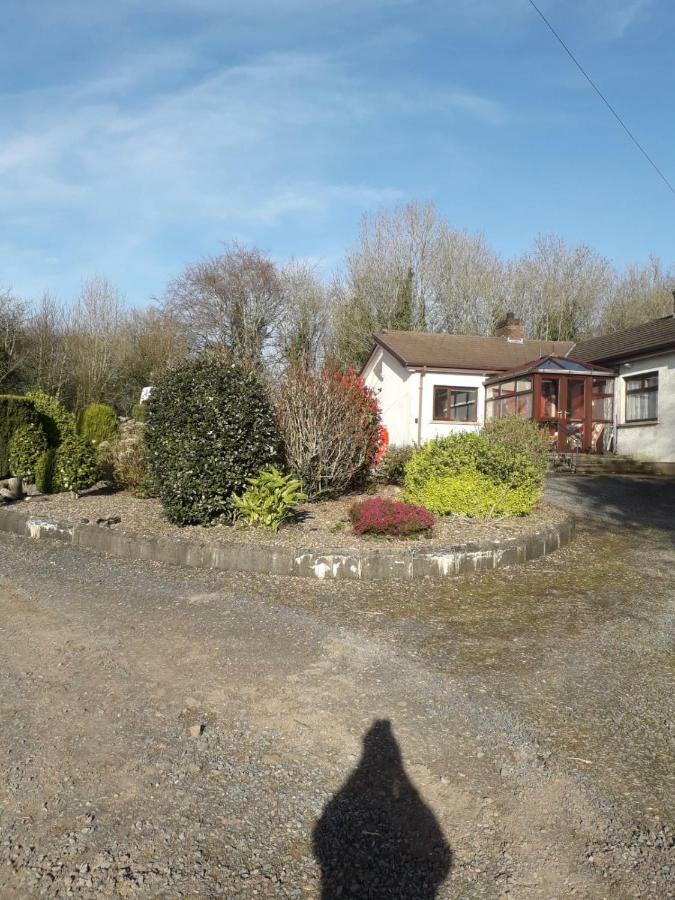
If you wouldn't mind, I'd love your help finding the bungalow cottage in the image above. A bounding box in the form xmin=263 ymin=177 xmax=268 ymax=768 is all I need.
xmin=361 ymin=311 xmax=675 ymax=469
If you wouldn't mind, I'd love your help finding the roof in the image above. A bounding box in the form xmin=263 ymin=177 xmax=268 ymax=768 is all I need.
xmin=371 ymin=331 xmax=575 ymax=372
xmin=484 ymin=355 xmax=614 ymax=385
xmin=572 ymin=315 xmax=675 ymax=364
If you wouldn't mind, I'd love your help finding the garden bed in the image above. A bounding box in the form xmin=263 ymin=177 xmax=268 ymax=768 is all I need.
xmin=20 ymin=484 xmax=568 ymax=551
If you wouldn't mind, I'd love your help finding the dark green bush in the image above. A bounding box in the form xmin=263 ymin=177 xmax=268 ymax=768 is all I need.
xmin=146 ymin=356 xmax=279 ymax=525
xmin=131 ymin=403 xmax=147 ymax=422
xmin=9 ymin=423 xmax=48 ymax=482
xmin=404 ymin=432 xmax=543 ymax=518
xmin=0 ymin=395 xmax=41 ymax=477
xmin=26 ymin=390 xmax=76 ymax=447
xmin=78 ymin=403 xmax=119 ymax=447
xmin=35 ymin=449 xmax=57 ymax=494
xmin=53 ymin=435 xmax=99 ymax=494
xmin=377 ymin=445 xmax=414 ymax=485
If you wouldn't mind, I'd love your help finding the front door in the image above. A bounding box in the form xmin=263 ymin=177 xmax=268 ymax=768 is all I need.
xmin=559 ymin=377 xmax=587 ymax=452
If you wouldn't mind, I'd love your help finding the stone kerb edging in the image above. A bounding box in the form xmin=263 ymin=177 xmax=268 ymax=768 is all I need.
xmin=0 ymin=505 xmax=575 ymax=581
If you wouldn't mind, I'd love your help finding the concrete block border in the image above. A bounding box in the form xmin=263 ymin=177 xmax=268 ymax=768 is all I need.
xmin=0 ymin=505 xmax=575 ymax=581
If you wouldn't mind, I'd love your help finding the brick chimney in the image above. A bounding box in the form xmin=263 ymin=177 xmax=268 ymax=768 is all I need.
xmin=495 ymin=312 xmax=524 ymax=341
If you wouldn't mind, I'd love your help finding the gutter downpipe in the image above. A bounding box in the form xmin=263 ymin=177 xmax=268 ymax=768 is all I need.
xmin=417 ymin=367 xmax=426 ymax=445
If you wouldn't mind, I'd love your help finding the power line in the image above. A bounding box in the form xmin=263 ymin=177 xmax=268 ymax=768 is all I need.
xmin=526 ymin=0 xmax=675 ymax=199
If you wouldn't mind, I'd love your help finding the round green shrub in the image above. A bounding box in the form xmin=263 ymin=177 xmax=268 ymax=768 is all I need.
xmin=35 ymin=448 xmax=56 ymax=494
xmin=482 ymin=416 xmax=549 ymax=478
xmin=0 ymin=395 xmax=41 ymax=477
xmin=404 ymin=432 xmax=543 ymax=518
xmin=78 ymin=403 xmax=119 ymax=447
xmin=26 ymin=390 xmax=76 ymax=447
xmin=53 ymin=435 xmax=99 ymax=494
xmin=146 ymin=356 xmax=279 ymax=525
xmin=8 ymin=423 xmax=48 ymax=482
xmin=413 ymin=470 xmax=540 ymax=518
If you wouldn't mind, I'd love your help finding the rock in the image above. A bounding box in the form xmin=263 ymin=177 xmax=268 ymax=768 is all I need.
xmin=189 ymin=724 xmax=205 ymax=738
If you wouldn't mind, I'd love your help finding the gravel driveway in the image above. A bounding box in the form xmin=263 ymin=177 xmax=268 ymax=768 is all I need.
xmin=0 ymin=475 xmax=672 ymax=898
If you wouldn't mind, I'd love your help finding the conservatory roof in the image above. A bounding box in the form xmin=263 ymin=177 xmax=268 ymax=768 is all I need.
xmin=483 ymin=355 xmax=615 ymax=385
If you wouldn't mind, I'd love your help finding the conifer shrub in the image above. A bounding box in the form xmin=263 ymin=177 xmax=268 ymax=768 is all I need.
xmin=53 ymin=435 xmax=99 ymax=494
xmin=26 ymin=390 xmax=76 ymax=447
xmin=349 ymin=497 xmax=434 ymax=537
xmin=78 ymin=403 xmax=119 ymax=447
xmin=35 ymin=449 xmax=57 ymax=494
xmin=146 ymin=356 xmax=279 ymax=525
xmin=8 ymin=423 xmax=48 ymax=482
xmin=0 ymin=395 xmax=41 ymax=477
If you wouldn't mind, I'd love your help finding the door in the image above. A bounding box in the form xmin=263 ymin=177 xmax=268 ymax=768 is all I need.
xmin=559 ymin=377 xmax=587 ymax=452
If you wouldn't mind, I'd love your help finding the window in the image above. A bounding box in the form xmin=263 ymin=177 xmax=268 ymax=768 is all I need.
xmin=485 ymin=377 xmax=533 ymax=420
xmin=625 ymin=373 xmax=658 ymax=422
xmin=433 ymin=386 xmax=478 ymax=422
xmin=592 ymin=377 xmax=613 ymax=422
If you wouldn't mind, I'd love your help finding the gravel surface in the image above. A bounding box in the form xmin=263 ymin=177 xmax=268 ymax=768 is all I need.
xmin=0 ymin=475 xmax=672 ymax=898
xmin=19 ymin=486 xmax=567 ymax=551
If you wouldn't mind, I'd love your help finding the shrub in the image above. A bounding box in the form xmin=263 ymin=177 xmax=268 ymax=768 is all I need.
xmin=131 ymin=403 xmax=147 ymax=423
xmin=349 ymin=497 xmax=434 ymax=537
xmin=109 ymin=421 xmax=151 ymax=496
xmin=274 ymin=367 xmax=381 ymax=500
xmin=146 ymin=356 xmax=279 ymax=525
xmin=53 ymin=435 xmax=99 ymax=494
xmin=404 ymin=432 xmax=543 ymax=518
xmin=0 ymin=395 xmax=41 ymax=477
xmin=413 ymin=471 xmax=538 ymax=518
xmin=9 ymin=423 xmax=48 ymax=482
xmin=482 ymin=416 xmax=549 ymax=478
xmin=35 ymin=449 xmax=56 ymax=494
xmin=233 ymin=467 xmax=306 ymax=532
xmin=78 ymin=403 xmax=119 ymax=447
xmin=377 ymin=445 xmax=414 ymax=485
xmin=26 ymin=390 xmax=76 ymax=447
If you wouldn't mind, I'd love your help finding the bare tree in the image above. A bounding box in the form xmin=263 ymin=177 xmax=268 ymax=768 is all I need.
xmin=601 ymin=256 xmax=674 ymax=333
xmin=0 ymin=289 xmax=28 ymax=391
xmin=509 ymin=234 xmax=614 ymax=341
xmin=23 ymin=293 xmax=70 ymax=399
xmin=162 ymin=242 xmax=284 ymax=365
xmin=278 ymin=261 xmax=328 ymax=371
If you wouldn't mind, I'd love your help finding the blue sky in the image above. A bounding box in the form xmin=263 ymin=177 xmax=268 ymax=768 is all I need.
xmin=1 ymin=0 xmax=673 ymax=305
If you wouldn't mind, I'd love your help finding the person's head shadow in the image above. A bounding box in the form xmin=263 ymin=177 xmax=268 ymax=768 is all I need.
xmin=312 ymin=719 xmax=452 ymax=899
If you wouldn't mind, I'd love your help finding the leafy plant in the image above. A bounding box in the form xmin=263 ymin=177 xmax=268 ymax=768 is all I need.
xmin=26 ymin=390 xmax=76 ymax=447
xmin=146 ymin=356 xmax=279 ymax=525
xmin=274 ymin=367 xmax=381 ymax=500
xmin=35 ymin=449 xmax=56 ymax=494
xmin=9 ymin=423 xmax=48 ymax=482
xmin=404 ymin=432 xmax=543 ymax=518
xmin=349 ymin=497 xmax=434 ymax=537
xmin=376 ymin=445 xmax=414 ymax=485
xmin=53 ymin=435 xmax=99 ymax=494
xmin=0 ymin=395 xmax=41 ymax=477
xmin=233 ymin=467 xmax=306 ymax=532
xmin=413 ymin=470 xmax=539 ymax=518
xmin=78 ymin=403 xmax=119 ymax=447
xmin=482 ymin=416 xmax=549 ymax=478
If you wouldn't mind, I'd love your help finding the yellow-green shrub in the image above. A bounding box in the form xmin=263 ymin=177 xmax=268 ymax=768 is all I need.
xmin=413 ymin=470 xmax=541 ymax=518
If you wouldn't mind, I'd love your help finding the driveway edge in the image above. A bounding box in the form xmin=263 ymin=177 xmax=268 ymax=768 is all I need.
xmin=0 ymin=505 xmax=575 ymax=580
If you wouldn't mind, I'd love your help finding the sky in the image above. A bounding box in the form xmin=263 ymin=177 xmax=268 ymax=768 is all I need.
xmin=1 ymin=0 xmax=674 ymax=306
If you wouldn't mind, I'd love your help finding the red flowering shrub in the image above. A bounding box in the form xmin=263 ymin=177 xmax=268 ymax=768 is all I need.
xmin=274 ymin=366 xmax=381 ymax=500
xmin=350 ymin=497 xmax=434 ymax=538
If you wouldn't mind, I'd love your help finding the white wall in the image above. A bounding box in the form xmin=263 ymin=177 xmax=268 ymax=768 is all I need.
xmin=363 ymin=348 xmax=487 ymax=446
xmin=615 ymin=350 xmax=675 ymax=463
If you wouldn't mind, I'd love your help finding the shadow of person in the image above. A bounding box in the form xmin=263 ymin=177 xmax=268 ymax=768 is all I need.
xmin=312 ymin=719 xmax=452 ymax=899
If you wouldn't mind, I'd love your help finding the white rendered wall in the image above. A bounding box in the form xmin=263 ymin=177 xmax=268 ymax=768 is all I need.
xmin=615 ymin=350 xmax=675 ymax=463
xmin=419 ymin=372 xmax=486 ymax=443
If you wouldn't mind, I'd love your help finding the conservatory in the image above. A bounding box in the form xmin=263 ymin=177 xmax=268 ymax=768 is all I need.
xmin=484 ymin=356 xmax=616 ymax=453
